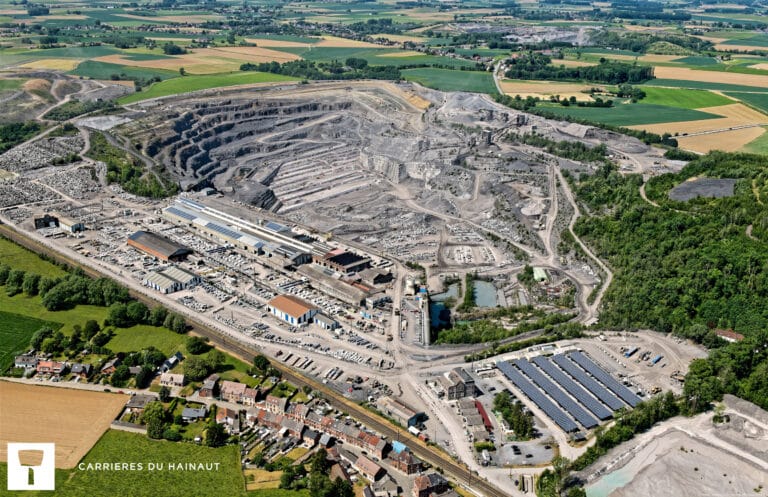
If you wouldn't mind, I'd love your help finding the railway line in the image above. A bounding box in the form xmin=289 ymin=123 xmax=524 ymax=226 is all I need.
xmin=0 ymin=223 xmax=512 ymax=497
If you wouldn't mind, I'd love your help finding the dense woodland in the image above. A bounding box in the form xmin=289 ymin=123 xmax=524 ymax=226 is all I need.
xmin=572 ymin=152 xmax=768 ymax=410
xmin=504 ymin=53 xmax=654 ymax=84
xmin=589 ymin=30 xmax=714 ymax=54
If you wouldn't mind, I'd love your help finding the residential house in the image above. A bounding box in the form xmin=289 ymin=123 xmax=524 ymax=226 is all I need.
xmin=160 ymin=373 xmax=185 ymax=387
xmin=302 ymin=428 xmax=319 ymax=447
xmin=181 ymin=406 xmax=208 ymax=422
xmin=125 ymin=394 xmax=155 ymax=414
xmin=198 ymin=374 xmax=219 ymax=398
xmin=14 ymin=355 xmax=37 ymax=369
xmin=101 ymin=357 xmax=121 ymax=375
xmin=265 ymin=395 xmax=288 ymax=413
xmin=220 ymin=380 xmax=247 ymax=403
xmin=280 ymin=418 xmax=304 ymax=438
xmin=70 ymin=363 xmax=92 ymax=379
xmin=160 ymin=352 xmax=183 ymax=373
xmin=216 ymin=407 xmax=240 ymax=433
xmin=389 ymin=442 xmax=422 ymax=475
xmin=330 ymin=463 xmax=351 ymax=484
xmin=37 ymin=360 xmax=65 ymax=375
xmin=355 ymin=455 xmax=384 ymax=482
xmin=241 ymin=387 xmax=258 ymax=406
xmin=413 ymin=473 xmax=449 ymax=497
xmin=372 ymin=476 xmax=399 ymax=497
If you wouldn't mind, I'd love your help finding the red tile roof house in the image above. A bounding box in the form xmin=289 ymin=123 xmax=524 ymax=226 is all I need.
xmin=216 ymin=407 xmax=240 ymax=433
xmin=220 ymin=380 xmax=247 ymax=403
xmin=413 ymin=473 xmax=449 ymax=497
xmin=100 ymin=357 xmax=121 ymax=375
xmin=36 ymin=360 xmax=65 ymax=375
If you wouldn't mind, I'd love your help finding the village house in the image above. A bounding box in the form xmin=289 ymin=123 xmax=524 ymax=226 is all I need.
xmin=181 ymin=406 xmax=208 ymax=422
xmin=413 ymin=473 xmax=449 ymax=497
xmin=37 ymin=360 xmax=65 ymax=375
xmin=198 ymin=373 xmax=219 ymax=398
xmin=70 ymin=363 xmax=92 ymax=379
xmin=100 ymin=357 xmax=121 ymax=375
xmin=389 ymin=441 xmax=422 ymax=475
xmin=216 ymin=407 xmax=240 ymax=433
xmin=220 ymin=380 xmax=247 ymax=403
xmin=355 ymin=455 xmax=384 ymax=482
xmin=14 ymin=355 xmax=37 ymax=369
xmin=160 ymin=372 xmax=185 ymax=387
xmin=265 ymin=394 xmax=288 ymax=413
xmin=125 ymin=394 xmax=155 ymax=414
xmin=160 ymin=352 xmax=183 ymax=373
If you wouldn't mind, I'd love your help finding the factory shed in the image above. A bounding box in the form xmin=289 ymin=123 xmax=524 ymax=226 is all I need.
xmin=127 ymin=231 xmax=192 ymax=261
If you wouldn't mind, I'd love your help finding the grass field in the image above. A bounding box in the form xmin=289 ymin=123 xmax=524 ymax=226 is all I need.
xmin=644 ymin=79 xmax=768 ymax=93
xmin=0 ymin=430 xmax=245 ymax=497
xmin=118 ymin=71 xmax=298 ymax=104
xmin=247 ymin=490 xmax=309 ymax=497
xmin=244 ymin=468 xmax=282 ymax=491
xmin=639 ymin=87 xmax=734 ymax=109
xmin=0 ymin=292 xmax=106 ymax=334
xmin=402 ymin=68 xmax=497 ymax=93
xmin=674 ymin=56 xmax=720 ymax=66
xmin=724 ymin=92 xmax=768 ymax=114
xmin=540 ymin=102 xmax=722 ymax=126
xmin=106 ymin=324 xmax=185 ymax=355
xmin=71 ymin=60 xmax=178 ymax=81
xmin=0 ymin=311 xmax=60 ymax=371
xmin=217 ymin=353 xmax=260 ymax=387
xmin=721 ymin=35 xmax=768 ymax=48
xmin=0 ymin=383 xmax=128 ymax=469
xmin=0 ymin=237 xmax=67 ymax=277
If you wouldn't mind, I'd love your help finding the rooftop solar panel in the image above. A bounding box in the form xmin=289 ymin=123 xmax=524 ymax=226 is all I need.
xmin=497 ymin=361 xmax=579 ymax=433
xmin=513 ymin=359 xmax=598 ymax=429
xmin=178 ymin=198 xmax=204 ymax=210
xmin=568 ymin=351 xmax=642 ymax=408
xmin=165 ymin=206 xmax=196 ymax=221
xmin=552 ymin=354 xmax=626 ymax=411
xmin=206 ymin=222 xmax=242 ymax=240
xmin=532 ymin=356 xmax=613 ymax=420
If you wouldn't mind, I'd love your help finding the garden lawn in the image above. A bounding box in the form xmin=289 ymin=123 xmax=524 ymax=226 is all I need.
xmin=539 ymin=102 xmax=722 ymax=126
xmin=639 ymin=87 xmax=734 ymax=109
xmin=0 ymin=430 xmax=245 ymax=497
xmin=0 ymin=236 xmax=67 ymax=277
xmin=217 ymin=353 xmax=260 ymax=387
xmin=106 ymin=324 xmax=185 ymax=355
xmin=0 ymin=311 xmax=60 ymax=371
xmin=119 ymin=71 xmax=298 ymax=104
xmin=402 ymin=68 xmax=497 ymax=93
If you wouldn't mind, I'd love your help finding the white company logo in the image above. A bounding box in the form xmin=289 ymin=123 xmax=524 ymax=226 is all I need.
xmin=7 ymin=443 xmax=56 ymax=491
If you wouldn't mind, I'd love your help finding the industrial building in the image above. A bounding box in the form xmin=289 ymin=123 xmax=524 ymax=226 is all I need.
xmin=358 ymin=268 xmax=394 ymax=287
xmin=440 ymin=367 xmax=475 ymax=400
xmin=313 ymin=248 xmax=371 ymax=275
xmin=33 ymin=213 xmax=84 ymax=233
xmin=268 ymin=294 xmax=319 ymax=326
xmin=297 ymin=264 xmax=371 ymax=306
xmin=162 ymin=199 xmax=331 ymax=269
xmin=143 ymin=266 xmax=200 ymax=294
xmin=127 ymin=231 xmax=192 ymax=262
xmin=58 ymin=215 xmax=84 ymax=234
xmin=377 ymin=396 xmax=426 ymax=427
xmin=314 ymin=313 xmax=339 ymax=331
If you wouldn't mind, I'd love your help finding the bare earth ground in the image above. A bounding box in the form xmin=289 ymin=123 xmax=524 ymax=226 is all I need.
xmin=585 ymin=395 xmax=768 ymax=497
xmin=0 ymin=381 xmax=128 ymax=468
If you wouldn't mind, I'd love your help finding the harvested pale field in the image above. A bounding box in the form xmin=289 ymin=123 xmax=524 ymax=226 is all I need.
xmin=315 ymin=36 xmax=381 ymax=48
xmin=117 ymin=13 xmax=222 ymax=23
xmin=676 ymin=126 xmax=766 ymax=153
xmin=555 ymin=59 xmax=597 ymax=67
xmin=97 ymin=79 xmax=135 ymax=88
xmin=715 ymin=43 xmax=768 ymax=51
xmin=749 ymin=63 xmax=768 ymax=70
xmin=94 ymin=47 xmax=299 ymax=74
xmin=624 ymin=24 xmax=672 ymax=32
xmin=369 ymin=33 xmax=428 ymax=43
xmin=501 ymin=80 xmax=597 ymax=100
xmin=0 ymin=9 xmax=27 ymax=15
xmin=146 ymin=36 xmax=191 ymax=42
xmin=378 ymin=50 xmax=424 ymax=57
xmin=0 ymin=382 xmax=128 ymax=468
xmin=244 ymin=468 xmax=282 ymax=490
xmin=630 ymin=103 xmax=768 ymax=138
xmin=654 ymin=66 xmax=768 ymax=87
xmin=245 ymin=38 xmax=315 ymax=48
xmin=693 ymin=35 xmax=729 ymax=44
xmin=20 ymin=58 xmax=80 ymax=70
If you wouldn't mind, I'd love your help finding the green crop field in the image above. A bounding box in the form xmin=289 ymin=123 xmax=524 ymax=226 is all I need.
xmin=0 ymin=292 xmax=107 ymax=334
xmin=119 ymin=71 xmax=298 ymax=104
xmin=722 ymin=35 xmax=768 ymax=47
xmin=0 ymin=311 xmax=60 ymax=371
xmin=0 ymin=237 xmax=67 ymax=277
xmin=106 ymin=324 xmax=186 ymax=355
xmin=725 ymin=92 xmax=768 ymax=114
xmin=0 ymin=430 xmax=246 ymax=497
xmin=639 ymin=87 xmax=733 ymax=109
xmin=71 ymin=60 xmax=178 ymax=81
xmin=674 ymin=56 xmax=720 ymax=66
xmin=742 ymin=127 xmax=768 ymax=154
xmin=402 ymin=68 xmax=497 ymax=93
xmin=643 ymin=79 xmax=768 ymax=93
xmin=540 ymin=102 xmax=721 ymax=126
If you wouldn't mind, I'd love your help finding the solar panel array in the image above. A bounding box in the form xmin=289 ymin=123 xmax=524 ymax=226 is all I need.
xmin=513 ymin=359 xmax=598 ymax=429
xmin=206 ymin=222 xmax=242 ymax=240
xmin=166 ymin=206 xmax=196 ymax=221
xmin=569 ymin=351 xmax=642 ymax=407
xmin=532 ymin=356 xmax=613 ymax=420
xmin=552 ymin=354 xmax=626 ymax=411
xmin=497 ymin=361 xmax=578 ymax=432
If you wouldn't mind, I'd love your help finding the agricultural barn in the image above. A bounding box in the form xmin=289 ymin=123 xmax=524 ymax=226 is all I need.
xmin=268 ymin=294 xmax=319 ymax=326
xmin=127 ymin=231 xmax=192 ymax=262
